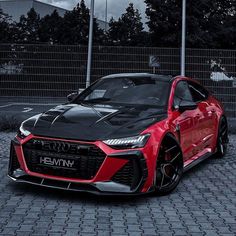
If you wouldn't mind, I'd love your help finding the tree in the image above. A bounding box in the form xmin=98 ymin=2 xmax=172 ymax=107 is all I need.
xmin=220 ymin=13 xmax=236 ymax=49
xmin=108 ymin=3 xmax=144 ymax=46
xmin=204 ymin=1 xmax=235 ymax=48
xmin=17 ymin=8 xmax=41 ymax=43
xmin=59 ymin=0 xmax=104 ymax=45
xmin=145 ymin=0 xmax=181 ymax=47
xmin=0 ymin=8 xmax=15 ymax=43
xmin=39 ymin=10 xmax=63 ymax=44
xmin=194 ymin=0 xmax=235 ymax=48
xmin=145 ymin=0 xmax=236 ymax=49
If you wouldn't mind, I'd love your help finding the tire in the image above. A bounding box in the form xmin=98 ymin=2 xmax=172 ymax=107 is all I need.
xmin=215 ymin=116 xmax=229 ymax=158
xmin=155 ymin=135 xmax=183 ymax=195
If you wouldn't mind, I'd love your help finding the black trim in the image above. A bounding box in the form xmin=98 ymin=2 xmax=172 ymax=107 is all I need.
xmin=8 ymin=174 xmax=153 ymax=196
xmin=108 ymin=150 xmax=143 ymax=159
xmin=183 ymin=152 xmax=212 ymax=172
xmin=8 ymin=142 xmax=20 ymax=175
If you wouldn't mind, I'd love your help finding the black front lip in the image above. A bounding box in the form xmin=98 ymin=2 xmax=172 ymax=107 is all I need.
xmin=8 ymin=172 xmax=153 ymax=196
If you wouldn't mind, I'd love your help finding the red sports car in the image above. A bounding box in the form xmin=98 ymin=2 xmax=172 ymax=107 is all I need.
xmin=8 ymin=73 xmax=228 ymax=195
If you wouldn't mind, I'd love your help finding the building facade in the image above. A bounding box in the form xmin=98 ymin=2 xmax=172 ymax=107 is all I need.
xmin=0 ymin=0 xmax=67 ymax=21
xmin=0 ymin=0 xmax=107 ymax=30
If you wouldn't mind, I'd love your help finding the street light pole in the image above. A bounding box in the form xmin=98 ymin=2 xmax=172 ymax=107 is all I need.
xmin=181 ymin=0 xmax=186 ymax=76
xmin=105 ymin=0 xmax=108 ymax=32
xmin=86 ymin=0 xmax=95 ymax=88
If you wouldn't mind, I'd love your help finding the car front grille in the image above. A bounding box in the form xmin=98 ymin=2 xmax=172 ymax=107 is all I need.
xmin=23 ymin=139 xmax=106 ymax=180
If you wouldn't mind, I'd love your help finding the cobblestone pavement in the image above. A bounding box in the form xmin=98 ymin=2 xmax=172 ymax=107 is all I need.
xmin=0 ymin=132 xmax=235 ymax=236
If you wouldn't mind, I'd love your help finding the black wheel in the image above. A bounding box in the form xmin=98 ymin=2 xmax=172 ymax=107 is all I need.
xmin=215 ymin=116 xmax=228 ymax=158
xmin=155 ymin=136 xmax=183 ymax=195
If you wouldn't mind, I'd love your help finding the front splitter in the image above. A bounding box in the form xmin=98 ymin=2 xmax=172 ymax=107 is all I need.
xmin=8 ymin=170 xmax=152 ymax=196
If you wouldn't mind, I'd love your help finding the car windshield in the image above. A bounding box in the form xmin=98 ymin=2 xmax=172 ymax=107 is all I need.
xmin=76 ymin=77 xmax=170 ymax=107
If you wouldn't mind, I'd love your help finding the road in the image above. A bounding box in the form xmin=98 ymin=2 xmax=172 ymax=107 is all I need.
xmin=0 ymin=132 xmax=235 ymax=236
xmin=0 ymin=98 xmax=65 ymax=126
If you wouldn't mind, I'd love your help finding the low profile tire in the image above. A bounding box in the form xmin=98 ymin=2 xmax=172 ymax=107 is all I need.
xmin=155 ymin=135 xmax=183 ymax=195
xmin=215 ymin=116 xmax=228 ymax=158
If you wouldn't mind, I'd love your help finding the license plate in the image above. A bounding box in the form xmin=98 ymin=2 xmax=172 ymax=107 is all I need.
xmin=38 ymin=156 xmax=77 ymax=169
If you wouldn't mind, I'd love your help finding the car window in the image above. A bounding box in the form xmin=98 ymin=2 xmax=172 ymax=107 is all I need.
xmin=188 ymin=82 xmax=209 ymax=103
xmin=76 ymin=77 xmax=170 ymax=107
xmin=174 ymin=81 xmax=193 ymax=107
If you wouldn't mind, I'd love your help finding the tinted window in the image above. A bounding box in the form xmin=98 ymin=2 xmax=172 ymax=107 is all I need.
xmin=174 ymin=81 xmax=193 ymax=107
xmin=76 ymin=77 xmax=170 ymax=107
xmin=188 ymin=82 xmax=209 ymax=102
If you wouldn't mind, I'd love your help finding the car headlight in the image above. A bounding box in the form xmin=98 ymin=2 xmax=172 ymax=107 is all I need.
xmin=17 ymin=124 xmax=31 ymax=139
xmin=103 ymin=134 xmax=150 ymax=149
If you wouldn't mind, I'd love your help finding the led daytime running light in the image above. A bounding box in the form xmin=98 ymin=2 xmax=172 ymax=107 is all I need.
xmin=103 ymin=134 xmax=150 ymax=148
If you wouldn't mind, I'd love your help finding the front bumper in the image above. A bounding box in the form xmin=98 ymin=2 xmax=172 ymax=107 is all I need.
xmin=8 ymin=171 xmax=150 ymax=196
xmin=8 ymin=136 xmax=151 ymax=195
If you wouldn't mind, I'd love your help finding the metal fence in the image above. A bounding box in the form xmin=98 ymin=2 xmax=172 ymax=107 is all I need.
xmin=0 ymin=44 xmax=235 ymax=116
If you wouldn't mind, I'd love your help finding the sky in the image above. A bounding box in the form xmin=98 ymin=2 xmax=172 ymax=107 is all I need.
xmin=40 ymin=0 xmax=147 ymax=22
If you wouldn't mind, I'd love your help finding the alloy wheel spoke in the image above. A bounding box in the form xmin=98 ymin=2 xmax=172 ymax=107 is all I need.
xmin=170 ymin=152 xmax=181 ymax=163
xmin=165 ymin=145 xmax=177 ymax=154
xmin=221 ymin=124 xmax=227 ymax=131
xmin=160 ymin=170 xmax=165 ymax=188
xmin=172 ymin=168 xmax=179 ymax=176
xmin=219 ymin=138 xmax=224 ymax=153
xmin=161 ymin=165 xmax=172 ymax=179
xmin=221 ymin=129 xmax=227 ymax=137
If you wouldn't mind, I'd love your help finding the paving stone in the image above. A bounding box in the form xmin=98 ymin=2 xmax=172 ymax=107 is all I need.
xmin=0 ymin=132 xmax=236 ymax=236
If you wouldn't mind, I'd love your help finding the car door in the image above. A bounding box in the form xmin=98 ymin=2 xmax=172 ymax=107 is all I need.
xmin=172 ymin=81 xmax=201 ymax=161
xmin=188 ymin=81 xmax=217 ymax=150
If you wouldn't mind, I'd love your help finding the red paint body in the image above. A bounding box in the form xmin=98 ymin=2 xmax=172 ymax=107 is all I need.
xmin=10 ymin=76 xmax=225 ymax=194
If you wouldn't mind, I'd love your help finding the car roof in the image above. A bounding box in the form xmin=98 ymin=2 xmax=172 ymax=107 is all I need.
xmin=102 ymin=73 xmax=174 ymax=82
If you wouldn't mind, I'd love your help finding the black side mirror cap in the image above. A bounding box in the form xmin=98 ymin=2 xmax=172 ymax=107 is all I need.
xmin=178 ymin=100 xmax=197 ymax=112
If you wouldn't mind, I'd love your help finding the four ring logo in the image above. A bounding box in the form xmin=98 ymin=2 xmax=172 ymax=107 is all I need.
xmin=49 ymin=142 xmax=71 ymax=153
xmin=32 ymin=140 xmax=84 ymax=154
xmin=40 ymin=156 xmax=75 ymax=168
xmin=33 ymin=140 xmax=72 ymax=153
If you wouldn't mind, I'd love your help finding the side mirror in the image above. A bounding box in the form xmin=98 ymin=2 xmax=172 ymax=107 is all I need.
xmin=67 ymin=92 xmax=78 ymax=102
xmin=178 ymin=100 xmax=197 ymax=112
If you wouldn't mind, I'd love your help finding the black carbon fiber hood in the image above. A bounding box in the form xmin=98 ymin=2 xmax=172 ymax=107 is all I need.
xmin=22 ymin=103 xmax=167 ymax=141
